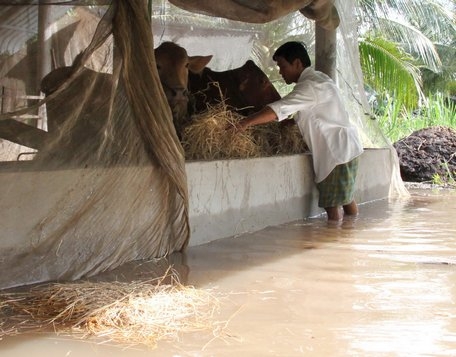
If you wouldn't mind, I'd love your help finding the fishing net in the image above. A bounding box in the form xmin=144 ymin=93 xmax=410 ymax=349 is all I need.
xmin=0 ymin=0 xmax=405 ymax=289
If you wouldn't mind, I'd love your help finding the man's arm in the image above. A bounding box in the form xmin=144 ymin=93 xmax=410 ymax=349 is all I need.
xmin=237 ymin=106 xmax=278 ymax=131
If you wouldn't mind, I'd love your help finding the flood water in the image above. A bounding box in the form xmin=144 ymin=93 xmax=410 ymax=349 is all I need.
xmin=2 ymin=187 xmax=456 ymax=356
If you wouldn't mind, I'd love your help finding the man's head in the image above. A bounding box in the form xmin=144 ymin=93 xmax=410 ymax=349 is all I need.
xmin=273 ymin=41 xmax=311 ymax=84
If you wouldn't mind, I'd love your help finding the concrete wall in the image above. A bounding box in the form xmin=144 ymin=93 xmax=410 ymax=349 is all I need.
xmin=0 ymin=149 xmax=393 ymax=289
xmin=0 ymin=149 xmax=393 ymax=252
xmin=0 ymin=148 xmax=393 ymax=287
xmin=186 ymin=148 xmax=393 ymax=246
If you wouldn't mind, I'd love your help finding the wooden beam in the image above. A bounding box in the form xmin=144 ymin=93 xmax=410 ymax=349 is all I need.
xmin=0 ymin=119 xmax=48 ymax=150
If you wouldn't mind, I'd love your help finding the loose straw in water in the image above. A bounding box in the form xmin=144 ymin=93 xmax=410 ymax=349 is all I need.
xmin=0 ymin=275 xmax=221 ymax=348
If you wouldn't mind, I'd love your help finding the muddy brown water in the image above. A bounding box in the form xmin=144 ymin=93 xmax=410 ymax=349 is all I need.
xmin=2 ymin=187 xmax=456 ymax=356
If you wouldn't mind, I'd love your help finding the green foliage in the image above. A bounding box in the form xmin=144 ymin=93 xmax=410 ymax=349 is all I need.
xmin=359 ymin=36 xmax=422 ymax=109
xmin=376 ymin=92 xmax=456 ymax=143
xmin=356 ymin=0 xmax=456 ymax=149
xmin=432 ymin=173 xmax=445 ymax=186
xmin=356 ymin=0 xmax=454 ymax=75
xmin=421 ymin=42 xmax=456 ymax=95
xmin=432 ymin=162 xmax=456 ymax=187
xmin=447 ymin=81 xmax=456 ymax=97
xmin=356 ymin=0 xmax=455 ymax=114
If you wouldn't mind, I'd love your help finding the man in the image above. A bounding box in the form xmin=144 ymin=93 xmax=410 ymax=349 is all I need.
xmin=235 ymin=41 xmax=364 ymax=221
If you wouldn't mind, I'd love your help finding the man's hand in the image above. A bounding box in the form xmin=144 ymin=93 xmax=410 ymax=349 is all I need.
xmin=235 ymin=119 xmax=249 ymax=132
xmin=226 ymin=119 xmax=249 ymax=133
xmin=227 ymin=106 xmax=277 ymax=132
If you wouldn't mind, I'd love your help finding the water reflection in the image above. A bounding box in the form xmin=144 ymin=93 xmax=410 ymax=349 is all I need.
xmin=1 ymin=188 xmax=456 ymax=356
xmin=183 ymin=188 xmax=456 ymax=357
xmin=345 ymin=188 xmax=456 ymax=357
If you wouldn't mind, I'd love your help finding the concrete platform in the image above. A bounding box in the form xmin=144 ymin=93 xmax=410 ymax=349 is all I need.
xmin=186 ymin=148 xmax=394 ymax=246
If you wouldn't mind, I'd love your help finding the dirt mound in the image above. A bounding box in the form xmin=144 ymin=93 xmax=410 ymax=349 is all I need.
xmin=393 ymin=126 xmax=456 ymax=182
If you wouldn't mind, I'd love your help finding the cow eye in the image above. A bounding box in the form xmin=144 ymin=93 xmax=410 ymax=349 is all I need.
xmin=185 ymin=62 xmax=189 ymax=68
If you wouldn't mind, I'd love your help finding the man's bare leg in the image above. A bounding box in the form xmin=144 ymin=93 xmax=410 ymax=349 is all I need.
xmin=325 ymin=206 xmax=342 ymax=221
xmin=343 ymin=200 xmax=358 ymax=216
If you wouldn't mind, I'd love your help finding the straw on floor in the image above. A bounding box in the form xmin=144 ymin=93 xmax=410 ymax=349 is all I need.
xmin=0 ymin=274 xmax=221 ymax=348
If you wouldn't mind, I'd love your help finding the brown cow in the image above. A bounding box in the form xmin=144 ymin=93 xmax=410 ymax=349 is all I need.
xmin=188 ymin=60 xmax=281 ymax=116
xmin=37 ymin=42 xmax=211 ymax=161
xmin=154 ymin=42 xmax=212 ymax=123
xmin=40 ymin=42 xmax=212 ymax=130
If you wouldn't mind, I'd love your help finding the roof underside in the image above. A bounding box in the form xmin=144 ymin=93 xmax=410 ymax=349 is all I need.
xmin=0 ymin=0 xmax=338 ymax=56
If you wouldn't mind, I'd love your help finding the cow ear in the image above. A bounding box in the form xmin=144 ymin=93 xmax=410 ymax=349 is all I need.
xmin=188 ymin=55 xmax=213 ymax=74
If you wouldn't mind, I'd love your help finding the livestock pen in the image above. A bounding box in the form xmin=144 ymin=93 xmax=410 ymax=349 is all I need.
xmin=0 ymin=0 xmax=405 ymax=290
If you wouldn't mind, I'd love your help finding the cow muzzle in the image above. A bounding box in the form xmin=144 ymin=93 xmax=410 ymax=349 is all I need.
xmin=162 ymin=85 xmax=189 ymax=121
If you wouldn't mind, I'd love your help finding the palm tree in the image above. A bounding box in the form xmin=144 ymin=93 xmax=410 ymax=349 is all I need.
xmin=359 ymin=36 xmax=423 ymax=109
xmin=356 ymin=0 xmax=456 ymax=109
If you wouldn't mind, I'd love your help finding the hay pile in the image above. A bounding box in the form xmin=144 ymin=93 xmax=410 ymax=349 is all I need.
xmin=278 ymin=120 xmax=309 ymax=154
xmin=0 ymin=275 xmax=221 ymax=348
xmin=180 ymin=103 xmax=308 ymax=161
xmin=181 ymin=103 xmax=260 ymax=160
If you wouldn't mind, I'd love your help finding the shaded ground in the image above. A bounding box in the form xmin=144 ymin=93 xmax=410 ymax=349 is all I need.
xmin=393 ymin=126 xmax=456 ymax=183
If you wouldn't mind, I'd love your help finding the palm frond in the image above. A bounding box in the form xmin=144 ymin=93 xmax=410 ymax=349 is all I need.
xmin=356 ymin=0 xmax=454 ymax=73
xmin=376 ymin=17 xmax=442 ymax=71
xmin=359 ymin=36 xmax=423 ymax=108
xmin=412 ymin=0 xmax=456 ymax=45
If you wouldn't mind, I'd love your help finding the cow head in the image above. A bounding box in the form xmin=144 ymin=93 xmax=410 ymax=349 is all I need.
xmin=154 ymin=42 xmax=212 ymax=123
xmin=236 ymin=60 xmax=281 ymax=114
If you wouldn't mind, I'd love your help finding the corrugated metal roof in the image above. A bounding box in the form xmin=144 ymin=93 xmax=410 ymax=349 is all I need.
xmin=0 ymin=5 xmax=69 ymax=54
xmin=0 ymin=2 xmax=110 ymax=54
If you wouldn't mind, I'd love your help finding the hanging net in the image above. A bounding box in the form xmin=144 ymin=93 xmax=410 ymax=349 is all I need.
xmin=0 ymin=1 xmax=190 ymax=289
xmin=0 ymin=0 xmax=405 ymax=289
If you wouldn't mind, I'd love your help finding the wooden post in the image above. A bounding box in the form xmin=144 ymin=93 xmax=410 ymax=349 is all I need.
xmin=37 ymin=3 xmax=53 ymax=130
xmin=37 ymin=3 xmax=53 ymax=90
xmin=314 ymin=23 xmax=336 ymax=79
xmin=0 ymin=86 xmax=4 ymax=113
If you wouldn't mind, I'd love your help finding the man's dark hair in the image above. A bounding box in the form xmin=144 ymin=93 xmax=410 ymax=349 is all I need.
xmin=273 ymin=41 xmax=311 ymax=67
